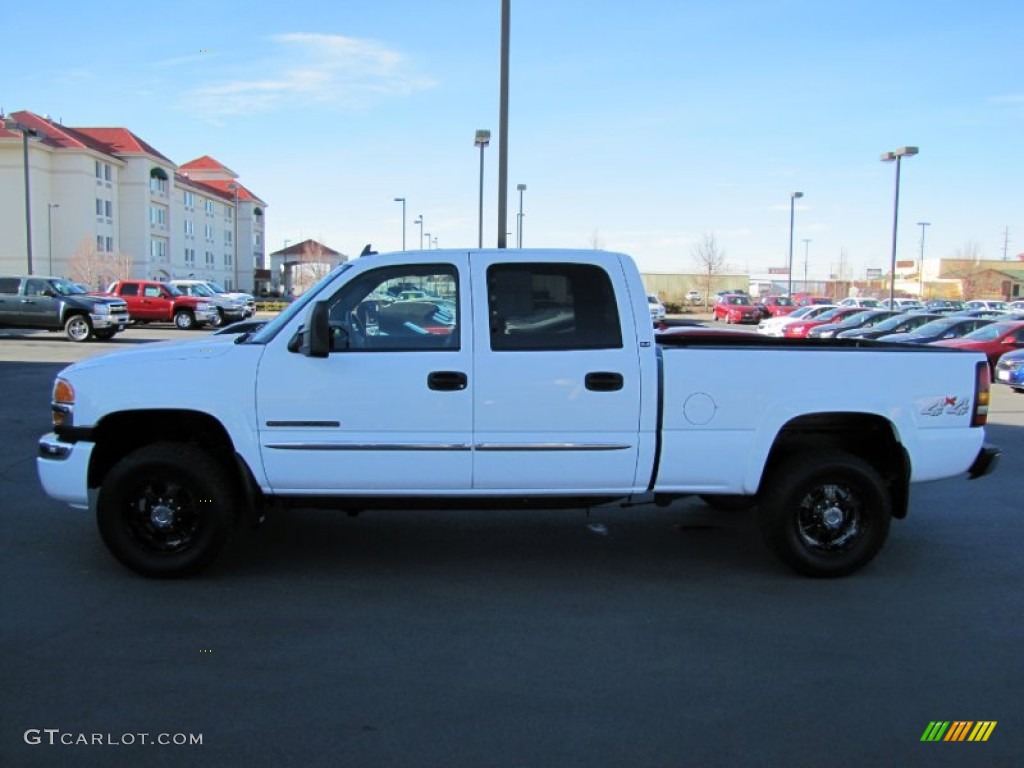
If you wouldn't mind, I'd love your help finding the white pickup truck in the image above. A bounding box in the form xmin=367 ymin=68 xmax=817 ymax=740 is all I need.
xmin=37 ymin=249 xmax=999 ymax=578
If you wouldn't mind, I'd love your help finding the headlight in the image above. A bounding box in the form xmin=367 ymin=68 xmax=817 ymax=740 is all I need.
xmin=198 ymin=302 xmax=213 ymax=311
xmin=93 ymin=304 xmax=110 ymax=315
xmin=52 ymin=377 xmax=75 ymax=428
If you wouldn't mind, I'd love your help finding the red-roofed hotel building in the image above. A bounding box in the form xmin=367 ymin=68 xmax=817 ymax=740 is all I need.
xmin=0 ymin=110 xmax=267 ymax=293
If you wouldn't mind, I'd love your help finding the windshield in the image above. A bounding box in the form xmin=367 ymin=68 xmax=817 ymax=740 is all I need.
xmin=836 ymin=310 xmax=874 ymax=326
xmin=911 ymin=318 xmax=957 ymax=335
xmin=189 ymin=283 xmax=216 ymax=297
xmin=773 ymin=296 xmax=794 ymax=306
xmin=249 ymin=262 xmax=354 ymax=343
xmin=206 ymin=281 xmax=227 ymax=293
xmin=962 ymin=322 xmax=1014 ymax=341
xmin=50 ymin=279 xmax=85 ymax=296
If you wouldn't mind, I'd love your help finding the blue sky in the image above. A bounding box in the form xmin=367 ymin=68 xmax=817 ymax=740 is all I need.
xmin=4 ymin=0 xmax=1022 ymax=277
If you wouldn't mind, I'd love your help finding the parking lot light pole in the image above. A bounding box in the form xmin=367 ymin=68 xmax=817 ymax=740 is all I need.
xmin=917 ymin=221 xmax=930 ymax=299
xmin=424 ymin=232 xmax=431 ymax=250
xmin=4 ymin=117 xmax=42 ymax=275
xmin=227 ymin=183 xmax=240 ymax=290
xmin=474 ymin=130 xmax=490 ymax=248
xmin=787 ymin=191 xmax=803 ymax=296
xmin=414 ymin=215 xmax=424 ymax=249
xmin=881 ymin=146 xmax=918 ymax=307
xmin=802 ymin=238 xmax=811 ymax=291
xmin=393 ymin=197 xmax=406 ymax=250
xmin=516 ymin=183 xmax=527 ymax=248
xmin=47 ymin=203 xmax=60 ymax=275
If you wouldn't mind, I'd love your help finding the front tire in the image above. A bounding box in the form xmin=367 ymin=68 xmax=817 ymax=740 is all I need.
xmin=173 ymin=310 xmax=196 ymax=330
xmin=758 ymin=451 xmax=891 ymax=577
xmin=209 ymin=309 xmax=225 ymax=328
xmin=97 ymin=443 xmax=238 ymax=577
xmin=64 ymin=314 xmax=93 ymax=342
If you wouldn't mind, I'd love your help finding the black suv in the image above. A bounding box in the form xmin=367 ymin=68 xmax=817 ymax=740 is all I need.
xmin=0 ymin=276 xmax=129 ymax=341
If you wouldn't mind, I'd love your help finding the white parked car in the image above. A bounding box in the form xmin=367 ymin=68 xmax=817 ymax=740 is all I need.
xmin=757 ymin=304 xmax=837 ymax=336
xmin=686 ymin=290 xmax=702 ymax=305
xmin=965 ymin=300 xmax=1010 ymax=312
xmin=838 ymin=297 xmax=883 ymax=308
xmin=647 ymin=293 xmax=666 ymax=322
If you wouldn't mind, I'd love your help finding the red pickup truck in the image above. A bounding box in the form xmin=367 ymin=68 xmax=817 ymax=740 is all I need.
xmin=100 ymin=280 xmax=219 ymax=330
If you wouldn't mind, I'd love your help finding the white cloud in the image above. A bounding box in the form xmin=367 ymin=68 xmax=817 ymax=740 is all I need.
xmin=184 ymin=33 xmax=436 ymax=119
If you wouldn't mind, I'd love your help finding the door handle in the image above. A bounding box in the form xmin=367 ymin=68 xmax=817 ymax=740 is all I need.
xmin=428 ymin=371 xmax=468 ymax=391
xmin=585 ymin=372 xmax=624 ymax=391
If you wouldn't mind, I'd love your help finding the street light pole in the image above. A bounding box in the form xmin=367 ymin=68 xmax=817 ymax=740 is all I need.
xmin=787 ymin=191 xmax=803 ymax=296
xmin=414 ymin=215 xmax=424 ymax=249
xmin=393 ymin=197 xmax=406 ymax=250
xmin=474 ymin=129 xmax=490 ymax=248
xmin=802 ymin=238 xmax=811 ymax=291
xmin=47 ymin=203 xmax=60 ymax=275
xmin=516 ymin=183 xmax=527 ymax=248
xmin=881 ymin=146 xmax=919 ymax=307
xmin=4 ymin=118 xmax=42 ymax=275
xmin=227 ymin=183 xmax=240 ymax=290
xmin=917 ymin=221 xmax=930 ymax=299
xmin=424 ymin=232 xmax=431 ymax=250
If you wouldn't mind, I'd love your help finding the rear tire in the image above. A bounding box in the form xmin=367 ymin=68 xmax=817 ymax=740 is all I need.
xmin=64 ymin=314 xmax=93 ymax=342
xmin=97 ymin=443 xmax=237 ymax=577
xmin=758 ymin=451 xmax=891 ymax=577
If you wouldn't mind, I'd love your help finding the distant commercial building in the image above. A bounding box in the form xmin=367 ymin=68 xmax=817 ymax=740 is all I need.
xmin=0 ymin=110 xmax=267 ymax=293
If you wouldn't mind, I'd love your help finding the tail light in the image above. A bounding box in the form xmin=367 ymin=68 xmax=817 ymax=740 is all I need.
xmin=971 ymin=361 xmax=990 ymax=427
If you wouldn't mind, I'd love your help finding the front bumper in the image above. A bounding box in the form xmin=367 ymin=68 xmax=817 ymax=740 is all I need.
xmin=90 ymin=312 xmax=127 ymax=331
xmin=968 ymin=443 xmax=1000 ymax=479
xmin=37 ymin=433 xmax=93 ymax=507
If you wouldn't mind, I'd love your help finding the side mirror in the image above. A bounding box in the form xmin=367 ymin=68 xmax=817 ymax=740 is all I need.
xmin=291 ymin=301 xmax=330 ymax=357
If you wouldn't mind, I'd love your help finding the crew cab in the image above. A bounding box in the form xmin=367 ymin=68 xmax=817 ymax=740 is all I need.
xmin=100 ymin=280 xmax=218 ymax=329
xmin=0 ymin=275 xmax=128 ymax=341
xmin=37 ymin=249 xmax=999 ymax=579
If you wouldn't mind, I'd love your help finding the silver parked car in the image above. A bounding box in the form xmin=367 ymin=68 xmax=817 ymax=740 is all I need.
xmin=168 ymin=280 xmax=249 ymax=328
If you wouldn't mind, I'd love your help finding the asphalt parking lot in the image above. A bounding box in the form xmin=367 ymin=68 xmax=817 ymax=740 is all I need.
xmin=1 ymin=325 xmax=1021 ymax=767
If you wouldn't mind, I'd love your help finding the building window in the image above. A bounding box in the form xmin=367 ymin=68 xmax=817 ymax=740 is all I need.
xmin=151 ymin=240 xmax=167 ymax=261
xmin=149 ymin=206 xmax=166 ymax=228
xmin=96 ymin=236 xmax=105 ymax=252
xmin=106 ymin=237 xmax=114 ymax=252
xmin=205 ymin=250 xmax=214 ymax=267
xmin=184 ymin=219 xmax=194 ymax=236
xmin=185 ymin=248 xmax=196 ymax=267
xmin=184 ymin=191 xmax=195 ymax=209
xmin=103 ymin=164 xmax=112 ymax=182
xmin=204 ymin=224 xmax=213 ymax=241
xmin=224 ymin=230 xmax=232 ymax=245
xmin=149 ymin=176 xmax=168 ymax=194
xmin=204 ymin=199 xmax=214 ymax=215
xmin=104 ymin=200 xmax=113 ymax=219
xmin=255 ymin=233 xmax=262 ymax=247
xmin=95 ymin=161 xmax=102 ymax=179
xmin=225 ymin=207 xmax=233 ymax=221
xmin=224 ymin=252 xmax=233 ymax=267
xmin=96 ymin=198 xmax=103 ymax=216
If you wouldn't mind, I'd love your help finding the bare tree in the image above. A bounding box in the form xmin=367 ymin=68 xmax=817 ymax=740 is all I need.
xmin=293 ymin=241 xmax=334 ymax=295
xmin=67 ymin=237 xmax=106 ymax=289
xmin=942 ymin=240 xmax=985 ymax=299
xmin=587 ymin=229 xmax=606 ymax=250
xmin=692 ymin=232 xmax=726 ymax=307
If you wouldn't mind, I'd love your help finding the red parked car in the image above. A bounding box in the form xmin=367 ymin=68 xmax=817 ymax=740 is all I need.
xmin=931 ymin=321 xmax=1024 ymax=378
xmin=783 ymin=306 xmax=866 ymax=338
xmin=756 ymin=295 xmax=797 ymax=319
xmin=712 ymin=293 xmax=761 ymax=324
